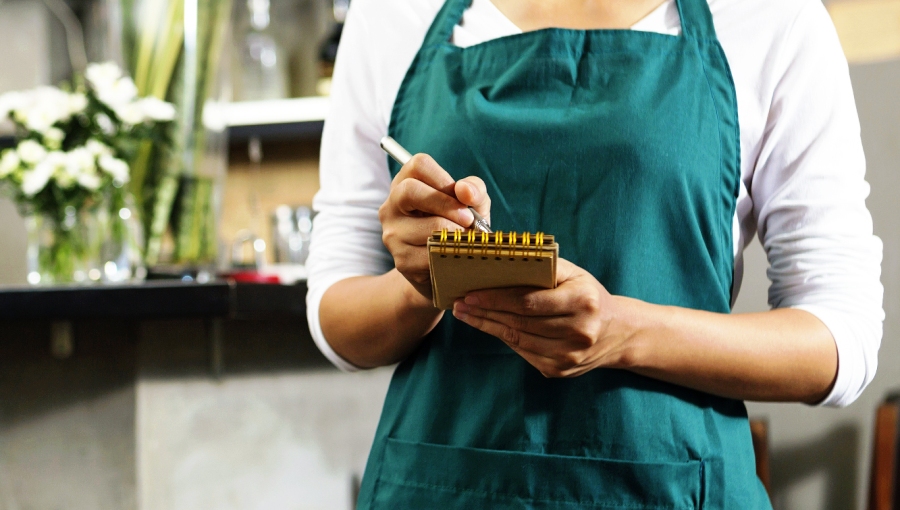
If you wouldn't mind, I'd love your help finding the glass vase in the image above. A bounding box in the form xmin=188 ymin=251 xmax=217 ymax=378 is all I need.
xmin=25 ymin=206 xmax=104 ymax=286
xmin=109 ymin=0 xmax=232 ymax=274
xmin=101 ymin=191 xmax=147 ymax=284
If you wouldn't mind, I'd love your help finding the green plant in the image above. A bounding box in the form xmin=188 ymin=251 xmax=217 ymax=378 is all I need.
xmin=120 ymin=0 xmax=233 ymax=266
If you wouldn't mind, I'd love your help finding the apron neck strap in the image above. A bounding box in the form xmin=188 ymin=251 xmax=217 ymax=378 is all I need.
xmin=423 ymin=0 xmax=719 ymax=46
xmin=422 ymin=0 xmax=472 ymax=48
xmin=674 ymin=0 xmax=717 ymax=40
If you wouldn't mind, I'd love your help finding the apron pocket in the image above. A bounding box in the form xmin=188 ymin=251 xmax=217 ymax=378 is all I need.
xmin=373 ymin=438 xmax=703 ymax=509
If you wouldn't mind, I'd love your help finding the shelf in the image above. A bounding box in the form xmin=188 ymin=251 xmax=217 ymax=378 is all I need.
xmin=224 ymin=97 xmax=329 ymax=127
xmin=0 ymin=280 xmax=308 ymax=322
xmin=225 ymin=97 xmax=328 ymax=143
xmin=0 ymin=98 xmax=329 ymax=148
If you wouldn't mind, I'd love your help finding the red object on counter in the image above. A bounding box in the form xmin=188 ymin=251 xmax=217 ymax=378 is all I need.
xmin=221 ymin=271 xmax=281 ymax=284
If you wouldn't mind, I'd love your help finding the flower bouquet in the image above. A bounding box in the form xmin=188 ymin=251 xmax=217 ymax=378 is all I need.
xmin=0 ymin=62 xmax=175 ymax=284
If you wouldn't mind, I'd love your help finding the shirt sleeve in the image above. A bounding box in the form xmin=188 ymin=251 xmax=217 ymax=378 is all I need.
xmin=749 ymin=0 xmax=884 ymax=407
xmin=306 ymin=0 xmax=395 ymax=372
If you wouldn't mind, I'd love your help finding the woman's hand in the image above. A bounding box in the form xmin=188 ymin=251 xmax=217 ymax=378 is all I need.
xmin=452 ymin=258 xmax=630 ymax=377
xmin=379 ymin=153 xmax=492 ymax=299
xmin=320 ymin=153 xmax=492 ymax=368
xmin=452 ymin=258 xmax=838 ymax=403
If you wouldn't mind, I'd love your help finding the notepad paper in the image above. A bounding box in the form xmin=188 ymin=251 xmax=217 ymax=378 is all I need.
xmin=427 ymin=229 xmax=559 ymax=310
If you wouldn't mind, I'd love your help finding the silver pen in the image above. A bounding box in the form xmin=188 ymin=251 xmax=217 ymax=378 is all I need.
xmin=380 ymin=136 xmax=492 ymax=234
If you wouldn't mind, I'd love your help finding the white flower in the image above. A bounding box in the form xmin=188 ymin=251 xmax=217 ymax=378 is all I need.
xmin=0 ymin=150 xmax=20 ymax=178
xmin=66 ymin=147 xmax=95 ymax=173
xmin=21 ymin=151 xmax=63 ymax=196
xmin=54 ymin=166 xmax=75 ymax=188
xmin=14 ymin=87 xmax=74 ymax=133
xmin=55 ymin=147 xmax=101 ymax=190
xmin=114 ymin=102 xmax=145 ymax=125
xmin=22 ymin=166 xmax=54 ymax=195
xmin=16 ymin=139 xmax=47 ymax=165
xmin=85 ymin=62 xmax=122 ymax=92
xmin=138 ymin=97 xmax=176 ymax=122
xmin=95 ymin=113 xmax=115 ymax=135
xmin=0 ymin=91 xmax=23 ymax=119
xmin=48 ymin=150 xmax=78 ymax=188
xmin=68 ymin=93 xmax=88 ymax=115
xmin=45 ymin=151 xmax=66 ymax=166
xmin=95 ymin=77 xmax=139 ymax=112
xmin=44 ymin=127 xmax=65 ymax=150
xmin=86 ymin=139 xmax=113 ymax=157
xmin=76 ymin=170 xmax=101 ymax=190
xmin=98 ymin=154 xmax=129 ymax=183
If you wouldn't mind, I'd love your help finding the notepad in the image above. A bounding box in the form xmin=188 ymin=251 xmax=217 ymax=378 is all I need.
xmin=427 ymin=229 xmax=559 ymax=310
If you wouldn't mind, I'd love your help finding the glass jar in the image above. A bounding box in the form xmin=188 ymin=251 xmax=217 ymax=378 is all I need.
xmin=238 ymin=0 xmax=289 ymax=101
xmin=25 ymin=205 xmax=104 ymax=285
xmin=101 ymin=191 xmax=147 ymax=284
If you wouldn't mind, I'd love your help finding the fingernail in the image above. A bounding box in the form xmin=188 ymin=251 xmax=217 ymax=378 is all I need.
xmin=465 ymin=295 xmax=480 ymax=306
xmin=461 ymin=208 xmax=475 ymax=225
xmin=453 ymin=309 xmax=469 ymax=321
xmin=455 ymin=302 xmax=470 ymax=314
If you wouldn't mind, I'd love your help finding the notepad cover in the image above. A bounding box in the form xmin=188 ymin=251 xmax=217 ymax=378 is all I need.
xmin=427 ymin=230 xmax=558 ymax=310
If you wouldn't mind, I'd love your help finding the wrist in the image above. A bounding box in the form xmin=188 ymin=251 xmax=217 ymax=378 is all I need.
xmin=393 ymin=270 xmax=445 ymax=340
xmin=605 ymin=296 xmax=664 ymax=370
xmin=394 ymin=269 xmax=439 ymax=312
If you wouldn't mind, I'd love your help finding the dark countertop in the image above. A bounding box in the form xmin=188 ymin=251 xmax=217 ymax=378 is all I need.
xmin=0 ymin=280 xmax=307 ymax=321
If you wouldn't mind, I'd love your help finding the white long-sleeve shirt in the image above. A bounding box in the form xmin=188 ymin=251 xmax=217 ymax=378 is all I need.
xmin=307 ymin=0 xmax=884 ymax=407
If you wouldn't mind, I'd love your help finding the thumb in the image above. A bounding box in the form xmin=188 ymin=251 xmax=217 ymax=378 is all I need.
xmin=455 ymin=176 xmax=492 ymax=222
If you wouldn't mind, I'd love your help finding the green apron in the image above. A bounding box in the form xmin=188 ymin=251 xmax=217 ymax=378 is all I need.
xmin=358 ymin=0 xmax=771 ymax=507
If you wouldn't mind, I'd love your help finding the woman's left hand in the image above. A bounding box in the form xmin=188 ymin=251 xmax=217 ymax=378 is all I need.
xmin=452 ymin=258 xmax=631 ymax=377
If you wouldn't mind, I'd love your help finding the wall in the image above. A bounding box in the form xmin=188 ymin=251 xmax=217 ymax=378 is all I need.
xmin=0 ymin=199 xmax=26 ymax=286
xmin=221 ymin=140 xmax=320 ymax=264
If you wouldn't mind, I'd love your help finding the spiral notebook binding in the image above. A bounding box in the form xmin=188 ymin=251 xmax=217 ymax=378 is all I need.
xmin=431 ymin=229 xmax=555 ymax=258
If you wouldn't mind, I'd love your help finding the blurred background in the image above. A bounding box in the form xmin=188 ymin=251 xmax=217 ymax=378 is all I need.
xmin=0 ymin=0 xmax=898 ymax=509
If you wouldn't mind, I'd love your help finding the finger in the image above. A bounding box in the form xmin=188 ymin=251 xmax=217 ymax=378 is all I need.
xmin=395 ymin=153 xmax=457 ymax=196
xmin=454 ymin=301 xmax=570 ymax=339
xmin=453 ymin=307 xmax=562 ymax=360
xmin=465 ymin=286 xmax=579 ymax=316
xmin=453 ymin=310 xmax=575 ymax=377
xmin=454 ymin=176 xmax=491 ymax=220
xmin=555 ymin=257 xmax=581 ymax=284
xmin=386 ymin=216 xmax=463 ymax=278
xmin=393 ymin=179 xmax=474 ymax=226
xmin=390 ymin=215 xmax=467 ymax=246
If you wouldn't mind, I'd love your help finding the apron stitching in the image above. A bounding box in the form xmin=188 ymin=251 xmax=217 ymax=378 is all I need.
xmin=379 ymin=477 xmax=692 ymax=509
xmin=695 ymin=39 xmax=741 ymax=303
xmin=428 ymin=45 xmax=696 ymax=57
xmin=365 ymin=439 xmax=390 ymax=509
xmin=689 ymin=39 xmax=735 ymax=306
xmin=716 ymin=41 xmax=743 ymax=307
xmin=698 ymin=461 xmax=706 ymax=510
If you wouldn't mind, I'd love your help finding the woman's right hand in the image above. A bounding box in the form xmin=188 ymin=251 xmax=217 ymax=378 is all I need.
xmin=378 ymin=153 xmax=492 ymax=300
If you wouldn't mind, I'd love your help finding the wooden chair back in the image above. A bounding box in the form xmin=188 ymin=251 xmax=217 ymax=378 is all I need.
xmin=750 ymin=418 xmax=771 ymax=495
xmin=868 ymin=396 xmax=900 ymax=510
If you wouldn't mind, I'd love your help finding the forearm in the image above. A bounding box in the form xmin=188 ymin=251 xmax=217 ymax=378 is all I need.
xmin=618 ymin=298 xmax=838 ymax=403
xmin=320 ymin=269 xmax=443 ymax=368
